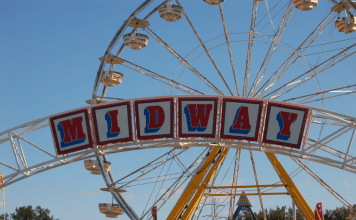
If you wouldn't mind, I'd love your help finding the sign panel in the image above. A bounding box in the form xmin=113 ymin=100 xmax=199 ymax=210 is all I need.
xmin=263 ymin=102 xmax=309 ymax=149
xmin=178 ymin=97 xmax=218 ymax=138
xmin=50 ymin=109 xmax=93 ymax=155
xmin=135 ymin=98 xmax=174 ymax=140
xmin=91 ymin=101 xmax=133 ymax=145
xmin=220 ymin=98 xmax=263 ymax=141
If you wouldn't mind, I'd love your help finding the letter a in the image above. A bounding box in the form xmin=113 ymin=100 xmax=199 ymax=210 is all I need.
xmin=229 ymin=106 xmax=251 ymax=134
xmin=105 ymin=110 xmax=121 ymax=138
xmin=184 ymin=104 xmax=212 ymax=132
xmin=144 ymin=106 xmax=165 ymax=133
xmin=276 ymin=111 xmax=298 ymax=141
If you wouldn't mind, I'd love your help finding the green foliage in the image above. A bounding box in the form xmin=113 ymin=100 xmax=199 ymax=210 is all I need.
xmin=324 ymin=204 xmax=356 ymax=220
xmin=233 ymin=205 xmax=356 ymax=220
xmin=235 ymin=206 xmax=304 ymax=220
xmin=0 ymin=213 xmax=10 ymax=220
xmin=10 ymin=205 xmax=58 ymax=220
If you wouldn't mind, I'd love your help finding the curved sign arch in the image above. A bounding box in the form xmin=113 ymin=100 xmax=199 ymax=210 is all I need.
xmin=0 ymin=95 xmax=355 ymax=189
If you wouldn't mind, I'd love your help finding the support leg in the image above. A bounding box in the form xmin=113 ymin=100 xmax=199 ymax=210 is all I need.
xmin=265 ymin=152 xmax=314 ymax=220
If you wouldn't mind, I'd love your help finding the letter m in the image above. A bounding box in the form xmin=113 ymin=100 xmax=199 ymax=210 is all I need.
xmin=57 ymin=116 xmax=86 ymax=148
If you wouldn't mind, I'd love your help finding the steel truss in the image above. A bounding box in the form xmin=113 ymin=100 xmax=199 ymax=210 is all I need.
xmin=1 ymin=96 xmax=356 ymax=189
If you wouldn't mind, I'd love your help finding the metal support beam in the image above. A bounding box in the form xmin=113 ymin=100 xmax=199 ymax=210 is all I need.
xmin=265 ymin=152 xmax=314 ymax=220
xmin=166 ymin=147 xmax=223 ymax=220
xmin=207 ymin=184 xmax=286 ymax=189
xmin=293 ymin=200 xmax=297 ymax=220
xmin=205 ymin=192 xmax=289 ymax=196
xmin=180 ymin=148 xmax=229 ymax=220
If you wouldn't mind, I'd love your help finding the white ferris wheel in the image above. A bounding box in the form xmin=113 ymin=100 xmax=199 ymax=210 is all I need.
xmin=1 ymin=0 xmax=356 ymax=219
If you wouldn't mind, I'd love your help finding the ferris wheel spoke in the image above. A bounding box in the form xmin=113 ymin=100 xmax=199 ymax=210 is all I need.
xmin=254 ymin=11 xmax=339 ymax=98
xmin=304 ymin=125 xmax=354 ymax=153
xmin=219 ymin=3 xmax=240 ymax=96
xmin=264 ymin=0 xmax=276 ymax=34
xmin=192 ymin=150 xmax=231 ymax=220
xmin=179 ymin=148 xmax=229 ymax=220
xmin=114 ymin=149 xmax=176 ymax=185
xmin=166 ymin=34 xmax=229 ymax=93
xmin=291 ymin=157 xmax=353 ymax=208
xmin=175 ymin=0 xmax=233 ymax=96
xmin=142 ymin=152 xmax=172 ymax=218
xmin=282 ymin=84 xmax=356 ymax=104
xmin=264 ymin=44 xmax=356 ymax=100
xmin=119 ymin=58 xmax=204 ymax=95
xmin=143 ymin=26 xmax=223 ymax=95
xmin=305 ymin=137 xmax=356 ymax=164
xmin=169 ymin=149 xmax=191 ymax=174
xmin=257 ymin=1 xmax=289 ymax=34
xmin=230 ymin=149 xmax=241 ymax=217
xmin=135 ymin=66 xmax=196 ymax=95
xmin=255 ymin=0 xmax=283 ymax=29
xmin=248 ymin=1 xmax=294 ymax=97
xmin=141 ymin=148 xmax=209 ymax=219
xmin=117 ymin=150 xmax=186 ymax=189
xmin=250 ymin=150 xmax=267 ymax=220
xmin=243 ymin=1 xmax=258 ymax=97
xmin=144 ymin=176 xmax=187 ymax=220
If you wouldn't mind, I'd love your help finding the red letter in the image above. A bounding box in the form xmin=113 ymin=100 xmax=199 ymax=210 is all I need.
xmin=60 ymin=117 xmax=86 ymax=143
xmin=108 ymin=110 xmax=121 ymax=133
xmin=187 ymin=104 xmax=212 ymax=128
xmin=147 ymin=106 xmax=165 ymax=129
xmin=279 ymin=111 xmax=298 ymax=136
xmin=232 ymin=106 xmax=251 ymax=130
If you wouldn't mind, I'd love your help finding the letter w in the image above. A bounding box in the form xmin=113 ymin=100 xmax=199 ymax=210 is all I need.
xmin=184 ymin=104 xmax=212 ymax=132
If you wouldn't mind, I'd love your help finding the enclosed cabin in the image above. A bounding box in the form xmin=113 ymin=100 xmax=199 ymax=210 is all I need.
xmin=84 ymin=159 xmax=111 ymax=174
xmin=203 ymin=0 xmax=224 ymax=5
xmin=293 ymin=0 xmax=318 ymax=11
xmin=100 ymin=71 xmax=124 ymax=87
xmin=99 ymin=203 xmax=124 ymax=218
xmin=123 ymin=33 xmax=149 ymax=50
xmin=335 ymin=16 xmax=356 ymax=34
xmin=159 ymin=4 xmax=184 ymax=22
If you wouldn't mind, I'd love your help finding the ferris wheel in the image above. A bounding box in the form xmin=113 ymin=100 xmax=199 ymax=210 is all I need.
xmin=1 ymin=0 xmax=356 ymax=220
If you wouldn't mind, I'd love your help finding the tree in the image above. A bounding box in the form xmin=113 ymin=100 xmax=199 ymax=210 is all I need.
xmin=0 ymin=213 xmax=10 ymax=220
xmin=11 ymin=205 xmax=58 ymax=220
xmin=235 ymin=205 xmax=306 ymax=220
xmin=233 ymin=204 xmax=356 ymax=220
xmin=324 ymin=204 xmax=356 ymax=220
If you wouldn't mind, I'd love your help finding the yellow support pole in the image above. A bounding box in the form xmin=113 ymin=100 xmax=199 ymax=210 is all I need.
xmin=180 ymin=148 xmax=229 ymax=220
xmin=206 ymin=184 xmax=286 ymax=189
xmin=205 ymin=192 xmax=289 ymax=196
xmin=166 ymin=147 xmax=223 ymax=220
xmin=265 ymin=152 xmax=314 ymax=220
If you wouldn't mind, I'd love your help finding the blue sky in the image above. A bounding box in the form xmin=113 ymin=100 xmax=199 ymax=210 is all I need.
xmin=1 ymin=0 xmax=356 ymax=219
